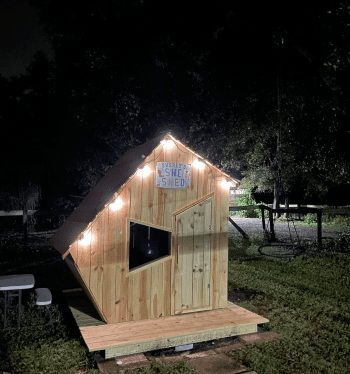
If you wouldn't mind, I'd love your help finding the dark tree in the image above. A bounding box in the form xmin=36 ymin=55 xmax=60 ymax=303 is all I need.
xmin=1 ymin=0 xmax=348 ymax=207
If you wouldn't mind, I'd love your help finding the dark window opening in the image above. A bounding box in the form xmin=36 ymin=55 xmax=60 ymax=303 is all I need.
xmin=129 ymin=222 xmax=171 ymax=270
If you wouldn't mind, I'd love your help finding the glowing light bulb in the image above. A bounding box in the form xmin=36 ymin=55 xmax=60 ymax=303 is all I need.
xmin=136 ymin=165 xmax=152 ymax=177
xmin=160 ymin=139 xmax=175 ymax=150
xmin=193 ymin=159 xmax=205 ymax=170
xmin=110 ymin=197 xmax=123 ymax=211
xmin=79 ymin=231 xmax=92 ymax=246
xmin=220 ymin=179 xmax=233 ymax=189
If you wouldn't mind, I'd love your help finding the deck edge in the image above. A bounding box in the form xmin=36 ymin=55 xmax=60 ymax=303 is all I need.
xmin=104 ymin=323 xmax=258 ymax=358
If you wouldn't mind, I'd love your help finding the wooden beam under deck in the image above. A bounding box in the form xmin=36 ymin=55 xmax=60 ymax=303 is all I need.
xmin=79 ymin=303 xmax=268 ymax=358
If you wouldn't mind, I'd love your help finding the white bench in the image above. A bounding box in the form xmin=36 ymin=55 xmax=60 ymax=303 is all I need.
xmin=35 ymin=288 xmax=52 ymax=306
xmin=35 ymin=288 xmax=52 ymax=324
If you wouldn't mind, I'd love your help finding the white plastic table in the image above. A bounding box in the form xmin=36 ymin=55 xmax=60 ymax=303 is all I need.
xmin=0 ymin=274 xmax=35 ymax=328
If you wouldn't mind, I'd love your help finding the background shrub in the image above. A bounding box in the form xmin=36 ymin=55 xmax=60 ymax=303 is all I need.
xmin=235 ymin=193 xmax=260 ymax=218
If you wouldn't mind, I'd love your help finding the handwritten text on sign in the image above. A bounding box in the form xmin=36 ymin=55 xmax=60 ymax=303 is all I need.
xmin=156 ymin=162 xmax=191 ymax=189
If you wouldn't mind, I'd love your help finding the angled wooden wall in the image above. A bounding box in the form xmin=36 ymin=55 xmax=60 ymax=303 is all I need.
xmin=67 ymin=140 xmax=230 ymax=324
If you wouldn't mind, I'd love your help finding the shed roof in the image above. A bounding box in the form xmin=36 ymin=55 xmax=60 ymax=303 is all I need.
xmin=52 ymin=134 xmax=239 ymax=255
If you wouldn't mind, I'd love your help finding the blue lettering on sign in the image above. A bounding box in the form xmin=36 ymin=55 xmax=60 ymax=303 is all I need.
xmin=156 ymin=162 xmax=191 ymax=189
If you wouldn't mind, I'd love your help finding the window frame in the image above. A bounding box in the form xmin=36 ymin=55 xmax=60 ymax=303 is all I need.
xmin=127 ymin=218 xmax=172 ymax=274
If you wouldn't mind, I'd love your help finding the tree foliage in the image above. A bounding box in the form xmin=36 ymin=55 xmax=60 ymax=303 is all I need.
xmin=0 ymin=0 xmax=349 ymax=206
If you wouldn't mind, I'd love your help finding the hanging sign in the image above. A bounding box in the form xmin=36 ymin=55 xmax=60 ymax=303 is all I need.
xmin=156 ymin=162 xmax=191 ymax=189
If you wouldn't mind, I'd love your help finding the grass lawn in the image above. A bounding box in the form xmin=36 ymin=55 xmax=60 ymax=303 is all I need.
xmin=1 ymin=231 xmax=349 ymax=373
xmin=227 ymin=234 xmax=350 ymax=374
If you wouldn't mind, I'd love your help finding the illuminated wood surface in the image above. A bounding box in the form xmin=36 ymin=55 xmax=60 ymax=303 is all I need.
xmin=66 ymin=136 xmax=236 ymax=323
xmin=78 ymin=302 xmax=268 ymax=358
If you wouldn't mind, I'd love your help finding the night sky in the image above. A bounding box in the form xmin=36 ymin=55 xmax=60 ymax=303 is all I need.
xmin=0 ymin=1 xmax=321 ymax=79
xmin=0 ymin=0 xmax=348 ymax=207
xmin=0 ymin=0 xmax=52 ymax=77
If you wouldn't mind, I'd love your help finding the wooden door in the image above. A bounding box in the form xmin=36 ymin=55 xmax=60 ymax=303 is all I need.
xmin=174 ymin=197 xmax=213 ymax=314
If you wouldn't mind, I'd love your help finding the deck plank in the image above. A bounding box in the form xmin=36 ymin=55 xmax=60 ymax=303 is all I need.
xmin=80 ymin=303 xmax=268 ymax=353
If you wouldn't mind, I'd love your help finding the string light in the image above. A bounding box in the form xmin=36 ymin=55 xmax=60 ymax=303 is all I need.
xmin=110 ymin=197 xmax=123 ymax=211
xmin=136 ymin=165 xmax=152 ymax=177
xmin=160 ymin=139 xmax=175 ymax=150
xmin=193 ymin=159 xmax=205 ymax=170
xmin=220 ymin=179 xmax=233 ymax=189
xmin=79 ymin=230 xmax=92 ymax=246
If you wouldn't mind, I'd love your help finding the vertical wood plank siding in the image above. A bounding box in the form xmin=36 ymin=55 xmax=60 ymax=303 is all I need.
xmin=68 ymin=141 xmax=231 ymax=323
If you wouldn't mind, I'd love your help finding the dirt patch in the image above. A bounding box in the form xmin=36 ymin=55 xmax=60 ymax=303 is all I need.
xmin=188 ymin=353 xmax=247 ymax=374
xmin=228 ymin=288 xmax=260 ymax=303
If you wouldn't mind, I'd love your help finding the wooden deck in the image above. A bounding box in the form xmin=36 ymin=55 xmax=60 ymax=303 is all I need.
xmin=65 ymin=291 xmax=268 ymax=359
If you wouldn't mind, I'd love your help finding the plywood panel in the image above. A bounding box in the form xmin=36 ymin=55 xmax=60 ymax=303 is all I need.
xmin=196 ymin=168 xmax=204 ymax=199
xmin=90 ymin=214 xmax=104 ymax=307
xmin=218 ymin=187 xmax=229 ymax=308
xmin=140 ymin=269 xmax=152 ymax=320
xmin=116 ymin=187 xmax=129 ymax=322
xmin=128 ymin=261 xmax=173 ymax=321
xmin=174 ymin=143 xmax=192 ymax=211
xmin=212 ymin=176 xmax=229 ymax=309
xmin=163 ymin=258 xmax=172 ymax=316
xmin=140 ymin=150 xmax=156 ymax=224
xmin=162 ymin=147 xmax=177 ymax=229
xmin=198 ymin=163 xmax=213 ymax=198
xmin=163 ymin=190 xmax=176 ymax=229
xmin=129 ymin=173 xmax=143 ymax=221
xmin=203 ymin=199 xmax=213 ymax=308
xmin=192 ymin=203 xmax=205 ymax=308
xmin=127 ymin=271 xmax=136 ymax=321
xmin=69 ymin=242 xmax=78 ymax=263
xmin=192 ymin=156 xmax=212 ymax=200
xmin=150 ymin=261 xmax=163 ymax=318
xmin=154 ymin=147 xmax=165 ymax=227
xmin=145 ymin=257 xmax=172 ymax=318
xmin=173 ymin=215 xmax=182 ymax=314
xmin=186 ymin=153 xmax=197 ymax=203
xmin=77 ymin=231 xmax=91 ymax=288
xmin=128 ymin=270 xmax=151 ymax=321
xmin=211 ymin=177 xmax=220 ymax=309
xmin=180 ymin=206 xmax=194 ymax=312
xmin=205 ymin=166 xmax=214 ymax=196
xmin=102 ymin=206 xmax=117 ymax=322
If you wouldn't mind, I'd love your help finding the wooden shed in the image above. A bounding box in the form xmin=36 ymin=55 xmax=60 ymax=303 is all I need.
xmin=53 ymin=133 xmax=268 ymax=357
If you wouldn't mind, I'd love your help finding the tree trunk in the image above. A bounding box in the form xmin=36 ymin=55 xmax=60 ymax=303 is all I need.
xmin=284 ymin=195 xmax=289 ymax=219
xmin=268 ymin=208 xmax=276 ymax=241
xmin=273 ymin=182 xmax=280 ymax=217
